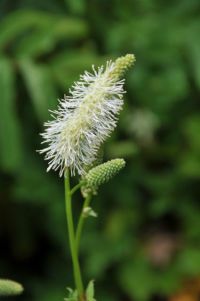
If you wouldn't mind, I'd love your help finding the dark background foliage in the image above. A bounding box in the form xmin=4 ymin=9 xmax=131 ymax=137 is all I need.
xmin=0 ymin=0 xmax=200 ymax=301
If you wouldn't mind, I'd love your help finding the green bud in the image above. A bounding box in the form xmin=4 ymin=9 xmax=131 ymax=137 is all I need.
xmin=0 ymin=279 xmax=24 ymax=296
xmin=109 ymin=54 xmax=136 ymax=81
xmin=86 ymin=159 xmax=125 ymax=190
xmin=83 ymin=207 xmax=98 ymax=218
xmin=81 ymin=147 xmax=104 ymax=197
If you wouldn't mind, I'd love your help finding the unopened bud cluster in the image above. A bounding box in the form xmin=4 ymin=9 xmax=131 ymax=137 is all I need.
xmin=86 ymin=159 xmax=125 ymax=190
xmin=109 ymin=54 xmax=135 ymax=81
xmin=0 ymin=280 xmax=24 ymax=296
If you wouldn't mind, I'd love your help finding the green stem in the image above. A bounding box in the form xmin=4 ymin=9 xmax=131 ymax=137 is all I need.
xmin=64 ymin=170 xmax=84 ymax=299
xmin=71 ymin=182 xmax=84 ymax=196
xmin=76 ymin=194 xmax=92 ymax=252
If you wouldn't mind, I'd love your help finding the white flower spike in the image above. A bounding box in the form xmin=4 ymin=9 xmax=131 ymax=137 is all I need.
xmin=39 ymin=54 xmax=135 ymax=176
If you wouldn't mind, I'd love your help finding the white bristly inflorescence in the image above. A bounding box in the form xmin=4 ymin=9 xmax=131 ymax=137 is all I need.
xmin=39 ymin=54 xmax=135 ymax=176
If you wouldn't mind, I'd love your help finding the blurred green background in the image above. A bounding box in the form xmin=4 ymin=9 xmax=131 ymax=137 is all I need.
xmin=1 ymin=0 xmax=200 ymax=301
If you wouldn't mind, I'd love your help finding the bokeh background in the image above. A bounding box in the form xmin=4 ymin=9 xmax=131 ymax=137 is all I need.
xmin=1 ymin=0 xmax=200 ymax=301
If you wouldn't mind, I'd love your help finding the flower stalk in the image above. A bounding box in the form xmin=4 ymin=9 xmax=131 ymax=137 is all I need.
xmin=64 ymin=170 xmax=84 ymax=299
xmin=76 ymin=194 xmax=92 ymax=252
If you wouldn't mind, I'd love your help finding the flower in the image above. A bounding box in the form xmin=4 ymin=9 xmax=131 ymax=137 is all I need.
xmin=39 ymin=54 xmax=135 ymax=176
xmin=85 ymin=158 xmax=126 ymax=192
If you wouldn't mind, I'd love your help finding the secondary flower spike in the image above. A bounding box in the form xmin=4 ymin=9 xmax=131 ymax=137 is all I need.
xmin=86 ymin=159 xmax=126 ymax=190
xmin=39 ymin=54 xmax=135 ymax=176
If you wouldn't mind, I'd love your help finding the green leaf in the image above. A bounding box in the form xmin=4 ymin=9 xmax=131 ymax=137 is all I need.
xmin=0 ymin=57 xmax=23 ymax=172
xmin=86 ymin=280 xmax=96 ymax=301
xmin=67 ymin=0 xmax=86 ymax=15
xmin=19 ymin=59 xmax=58 ymax=122
xmin=119 ymin=259 xmax=156 ymax=301
xmin=50 ymin=51 xmax=104 ymax=89
xmin=64 ymin=288 xmax=78 ymax=301
xmin=106 ymin=141 xmax=138 ymax=158
xmin=184 ymin=115 xmax=200 ymax=151
xmin=177 ymin=248 xmax=200 ymax=275
xmin=188 ymin=39 xmax=200 ymax=89
xmin=0 ymin=10 xmax=57 ymax=52
xmin=0 ymin=10 xmax=87 ymax=57
xmin=15 ymin=17 xmax=88 ymax=58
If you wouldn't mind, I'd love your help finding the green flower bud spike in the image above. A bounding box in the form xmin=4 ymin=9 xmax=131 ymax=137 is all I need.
xmin=109 ymin=54 xmax=136 ymax=81
xmin=0 ymin=279 xmax=24 ymax=296
xmin=86 ymin=158 xmax=126 ymax=191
